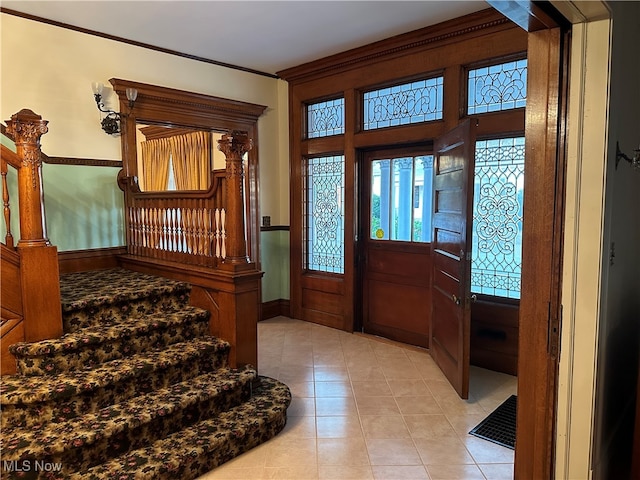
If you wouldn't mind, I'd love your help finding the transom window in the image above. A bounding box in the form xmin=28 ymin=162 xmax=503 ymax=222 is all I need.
xmin=304 ymin=155 xmax=345 ymax=273
xmin=471 ymin=137 xmax=525 ymax=299
xmin=467 ymin=58 xmax=527 ymax=114
xmin=363 ymin=77 xmax=444 ymax=130
xmin=307 ymin=98 xmax=345 ymax=138
xmin=370 ymin=156 xmax=434 ymax=242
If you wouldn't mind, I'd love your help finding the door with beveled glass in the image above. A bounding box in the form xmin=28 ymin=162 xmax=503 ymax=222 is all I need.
xmin=359 ymin=146 xmax=434 ymax=347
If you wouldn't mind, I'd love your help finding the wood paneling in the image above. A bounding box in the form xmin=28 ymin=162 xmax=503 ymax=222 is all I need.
xmin=471 ymin=299 xmax=519 ymax=375
xmin=261 ymin=299 xmax=291 ymax=320
xmin=58 ymin=246 xmax=127 ymax=273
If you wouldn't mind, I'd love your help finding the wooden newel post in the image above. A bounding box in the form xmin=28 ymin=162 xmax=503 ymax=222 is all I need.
xmin=6 ymin=109 xmax=50 ymax=247
xmin=218 ymin=131 xmax=252 ymax=265
xmin=5 ymin=109 xmax=63 ymax=342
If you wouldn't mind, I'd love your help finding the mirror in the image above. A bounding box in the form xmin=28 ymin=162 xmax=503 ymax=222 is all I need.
xmin=135 ymin=124 xmax=227 ymax=192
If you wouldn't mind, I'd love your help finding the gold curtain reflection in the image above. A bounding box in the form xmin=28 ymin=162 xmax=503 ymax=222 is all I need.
xmin=140 ymin=137 xmax=171 ymax=191
xmin=169 ymin=131 xmax=211 ymax=190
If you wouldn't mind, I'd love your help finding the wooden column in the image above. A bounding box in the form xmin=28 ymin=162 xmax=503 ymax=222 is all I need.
xmin=5 ymin=109 xmax=63 ymax=342
xmin=218 ymin=131 xmax=252 ymax=267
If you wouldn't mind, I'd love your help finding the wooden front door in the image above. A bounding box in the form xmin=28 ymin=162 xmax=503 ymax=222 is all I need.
xmin=360 ymin=147 xmax=433 ymax=347
xmin=430 ymin=119 xmax=476 ymax=399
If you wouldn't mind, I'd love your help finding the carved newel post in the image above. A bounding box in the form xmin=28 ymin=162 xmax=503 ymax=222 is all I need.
xmin=6 ymin=109 xmax=50 ymax=247
xmin=5 ymin=109 xmax=63 ymax=342
xmin=218 ymin=131 xmax=252 ymax=267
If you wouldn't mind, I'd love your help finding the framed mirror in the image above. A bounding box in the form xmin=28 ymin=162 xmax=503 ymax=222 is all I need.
xmin=110 ymin=78 xmax=266 ymax=263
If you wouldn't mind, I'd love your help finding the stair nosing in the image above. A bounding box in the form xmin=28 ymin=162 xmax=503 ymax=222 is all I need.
xmin=1 ymin=367 xmax=257 ymax=459
xmin=1 ymin=337 xmax=230 ymax=405
xmin=9 ymin=306 xmax=210 ymax=357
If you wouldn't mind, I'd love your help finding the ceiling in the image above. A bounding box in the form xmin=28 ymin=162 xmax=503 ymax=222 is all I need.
xmin=1 ymin=1 xmax=488 ymax=76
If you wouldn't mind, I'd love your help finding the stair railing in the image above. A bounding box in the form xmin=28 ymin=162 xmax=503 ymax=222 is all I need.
xmin=2 ymin=109 xmax=63 ymax=346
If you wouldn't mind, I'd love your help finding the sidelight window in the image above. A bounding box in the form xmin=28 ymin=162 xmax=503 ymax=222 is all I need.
xmin=370 ymin=155 xmax=434 ymax=242
xmin=304 ymin=155 xmax=345 ymax=274
xmin=470 ymin=137 xmax=525 ymax=299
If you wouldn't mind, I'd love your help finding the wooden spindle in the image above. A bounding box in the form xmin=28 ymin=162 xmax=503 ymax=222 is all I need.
xmin=1 ymin=162 xmax=13 ymax=247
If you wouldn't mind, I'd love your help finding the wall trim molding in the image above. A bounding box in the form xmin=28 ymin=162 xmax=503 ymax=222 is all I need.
xmin=44 ymin=157 xmax=122 ymax=167
xmin=261 ymin=299 xmax=290 ymax=321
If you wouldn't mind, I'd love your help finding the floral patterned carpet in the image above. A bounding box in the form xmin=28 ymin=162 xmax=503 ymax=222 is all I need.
xmin=0 ymin=268 xmax=290 ymax=479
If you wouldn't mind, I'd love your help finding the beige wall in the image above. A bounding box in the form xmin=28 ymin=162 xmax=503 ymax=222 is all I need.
xmin=1 ymin=12 xmax=290 ymax=298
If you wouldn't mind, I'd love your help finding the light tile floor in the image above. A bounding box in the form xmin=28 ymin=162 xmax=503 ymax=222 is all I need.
xmin=199 ymin=317 xmax=517 ymax=480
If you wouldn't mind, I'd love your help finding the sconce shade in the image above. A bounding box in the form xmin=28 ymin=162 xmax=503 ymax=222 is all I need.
xmin=126 ymin=88 xmax=138 ymax=102
xmin=91 ymin=82 xmax=104 ymax=95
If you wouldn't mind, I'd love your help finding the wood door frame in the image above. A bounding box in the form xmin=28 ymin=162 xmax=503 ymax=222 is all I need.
xmin=486 ymin=2 xmax=570 ymax=478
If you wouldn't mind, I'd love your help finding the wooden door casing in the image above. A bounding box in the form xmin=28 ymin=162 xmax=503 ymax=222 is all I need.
xmin=430 ymin=119 xmax=476 ymax=399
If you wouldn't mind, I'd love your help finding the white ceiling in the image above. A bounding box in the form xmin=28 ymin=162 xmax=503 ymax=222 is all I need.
xmin=1 ymin=1 xmax=488 ymax=75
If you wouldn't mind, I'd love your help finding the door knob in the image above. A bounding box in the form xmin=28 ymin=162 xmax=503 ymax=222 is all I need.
xmin=471 ymin=294 xmax=477 ymax=303
xmin=452 ymin=294 xmax=461 ymax=305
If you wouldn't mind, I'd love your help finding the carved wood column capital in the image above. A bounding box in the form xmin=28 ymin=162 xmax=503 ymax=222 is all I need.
xmin=4 ymin=109 xmax=50 ymax=247
xmin=218 ymin=131 xmax=253 ymax=162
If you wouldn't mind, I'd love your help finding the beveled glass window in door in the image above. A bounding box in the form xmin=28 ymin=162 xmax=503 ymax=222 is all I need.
xmin=471 ymin=137 xmax=525 ymax=299
xmin=370 ymin=156 xmax=434 ymax=242
xmin=467 ymin=58 xmax=527 ymax=114
xmin=304 ymin=155 xmax=345 ymax=274
xmin=363 ymin=77 xmax=444 ymax=130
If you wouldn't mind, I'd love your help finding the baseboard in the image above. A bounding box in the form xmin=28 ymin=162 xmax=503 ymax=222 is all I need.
xmin=261 ymin=299 xmax=290 ymax=320
xmin=58 ymin=246 xmax=127 ymax=274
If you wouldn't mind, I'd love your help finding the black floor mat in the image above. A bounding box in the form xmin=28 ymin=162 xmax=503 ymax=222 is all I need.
xmin=469 ymin=394 xmax=517 ymax=449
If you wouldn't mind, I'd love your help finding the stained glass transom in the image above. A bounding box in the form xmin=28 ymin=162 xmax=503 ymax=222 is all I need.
xmin=471 ymin=137 xmax=525 ymax=299
xmin=363 ymin=77 xmax=444 ymax=130
xmin=304 ymin=155 xmax=345 ymax=274
xmin=468 ymin=59 xmax=527 ymax=114
xmin=307 ymin=98 xmax=345 ymax=138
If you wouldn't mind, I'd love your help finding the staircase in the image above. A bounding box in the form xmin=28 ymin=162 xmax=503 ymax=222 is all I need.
xmin=0 ymin=268 xmax=291 ymax=479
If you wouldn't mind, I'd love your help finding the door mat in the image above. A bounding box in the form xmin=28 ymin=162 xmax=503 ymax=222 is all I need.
xmin=469 ymin=394 xmax=517 ymax=449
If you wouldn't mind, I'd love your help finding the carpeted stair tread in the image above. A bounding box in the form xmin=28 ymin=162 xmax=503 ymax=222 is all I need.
xmin=65 ymin=376 xmax=291 ymax=480
xmin=9 ymin=305 xmax=209 ymax=365
xmin=1 ymin=337 xmax=229 ymax=405
xmin=1 ymin=366 xmax=258 ymax=461
xmin=60 ymin=269 xmax=191 ymax=313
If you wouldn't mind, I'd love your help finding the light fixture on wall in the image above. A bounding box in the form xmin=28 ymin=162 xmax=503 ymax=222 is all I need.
xmin=91 ymin=82 xmax=138 ymax=135
xmin=615 ymin=141 xmax=640 ymax=170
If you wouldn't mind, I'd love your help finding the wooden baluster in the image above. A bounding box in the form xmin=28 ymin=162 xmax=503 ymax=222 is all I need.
xmin=1 ymin=161 xmax=13 ymax=247
xmin=5 ymin=109 xmax=62 ymax=342
xmin=218 ymin=131 xmax=252 ymax=267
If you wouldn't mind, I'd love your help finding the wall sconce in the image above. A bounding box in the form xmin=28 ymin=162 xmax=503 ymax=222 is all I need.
xmin=91 ymin=82 xmax=138 ymax=135
xmin=616 ymin=142 xmax=640 ymax=170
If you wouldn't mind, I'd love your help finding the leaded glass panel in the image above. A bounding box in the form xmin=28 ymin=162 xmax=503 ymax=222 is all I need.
xmin=370 ymin=155 xmax=433 ymax=242
xmin=363 ymin=77 xmax=444 ymax=130
xmin=304 ymin=155 xmax=345 ymax=274
xmin=471 ymin=137 xmax=525 ymax=299
xmin=467 ymin=59 xmax=527 ymax=114
xmin=307 ymin=98 xmax=345 ymax=138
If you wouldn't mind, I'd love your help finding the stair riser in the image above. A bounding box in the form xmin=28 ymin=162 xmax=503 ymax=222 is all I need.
xmin=15 ymin=318 xmax=210 ymax=376
xmin=2 ymin=352 xmax=228 ymax=429
xmin=38 ymin=383 xmax=253 ymax=475
xmin=63 ymin=294 xmax=190 ymax=334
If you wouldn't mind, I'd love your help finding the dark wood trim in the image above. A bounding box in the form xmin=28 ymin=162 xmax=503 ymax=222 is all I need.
xmin=261 ymin=299 xmax=291 ymax=320
xmin=0 ymin=8 xmax=278 ymax=79
xmin=58 ymin=246 xmax=127 ymax=274
xmin=260 ymin=225 xmax=290 ymax=232
xmin=514 ymin=26 xmax=567 ymax=480
xmin=44 ymin=157 xmax=122 ymax=167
